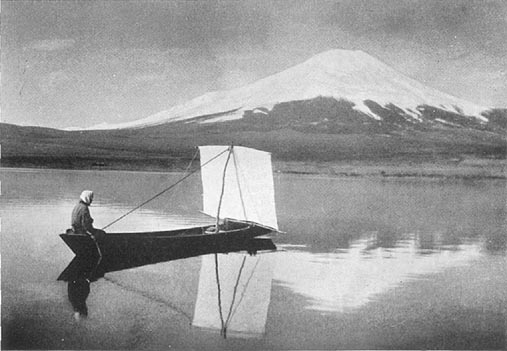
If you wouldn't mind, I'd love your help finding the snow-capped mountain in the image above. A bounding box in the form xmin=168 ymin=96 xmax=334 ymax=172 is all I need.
xmin=86 ymin=49 xmax=490 ymax=130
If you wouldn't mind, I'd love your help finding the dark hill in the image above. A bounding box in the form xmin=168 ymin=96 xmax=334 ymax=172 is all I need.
xmin=1 ymin=99 xmax=505 ymax=171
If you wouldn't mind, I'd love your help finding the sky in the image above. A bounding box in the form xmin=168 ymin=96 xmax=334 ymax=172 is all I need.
xmin=2 ymin=0 xmax=506 ymax=129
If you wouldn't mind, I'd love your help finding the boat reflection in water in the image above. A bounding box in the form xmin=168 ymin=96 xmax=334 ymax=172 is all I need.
xmin=193 ymin=249 xmax=275 ymax=338
xmin=62 ymin=256 xmax=96 ymax=320
xmin=58 ymin=236 xmax=276 ymax=324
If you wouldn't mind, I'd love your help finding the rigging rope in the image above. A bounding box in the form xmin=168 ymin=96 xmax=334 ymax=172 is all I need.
xmin=90 ymin=236 xmax=103 ymax=278
xmin=213 ymin=146 xmax=234 ymax=337
xmin=101 ymin=148 xmax=225 ymax=230
xmin=104 ymin=276 xmax=193 ymax=322
xmin=224 ymin=255 xmax=247 ymax=328
xmin=232 ymin=150 xmax=248 ymax=221
xmin=226 ymin=255 xmax=261 ymax=326
xmin=214 ymin=253 xmax=226 ymax=336
xmin=214 ymin=253 xmax=249 ymax=339
xmin=214 ymin=145 xmax=233 ymax=230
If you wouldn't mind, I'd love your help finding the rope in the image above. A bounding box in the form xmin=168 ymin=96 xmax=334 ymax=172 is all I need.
xmin=215 ymin=146 xmax=233 ymax=230
xmin=103 ymin=276 xmax=193 ymax=322
xmin=226 ymin=255 xmax=261 ymax=326
xmin=214 ymin=253 xmax=249 ymax=339
xmin=90 ymin=236 xmax=103 ymax=278
xmin=183 ymin=148 xmax=200 ymax=175
xmin=224 ymin=255 xmax=247 ymax=328
xmin=170 ymin=148 xmax=200 ymax=207
xmin=101 ymin=148 xmax=224 ymax=230
xmin=214 ymin=253 xmax=226 ymax=336
xmin=232 ymin=150 xmax=248 ymax=221
xmin=234 ymin=151 xmax=264 ymax=227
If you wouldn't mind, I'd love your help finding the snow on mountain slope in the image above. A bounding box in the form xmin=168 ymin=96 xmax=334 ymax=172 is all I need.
xmin=84 ymin=49 xmax=489 ymax=130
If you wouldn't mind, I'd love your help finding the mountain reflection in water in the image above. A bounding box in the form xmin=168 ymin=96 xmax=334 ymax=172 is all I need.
xmin=2 ymin=169 xmax=505 ymax=348
xmin=275 ymin=233 xmax=482 ymax=313
xmin=57 ymin=228 xmax=501 ymax=325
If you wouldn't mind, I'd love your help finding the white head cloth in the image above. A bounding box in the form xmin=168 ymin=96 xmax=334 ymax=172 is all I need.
xmin=80 ymin=190 xmax=94 ymax=205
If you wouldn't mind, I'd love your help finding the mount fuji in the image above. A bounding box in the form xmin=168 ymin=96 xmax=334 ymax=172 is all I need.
xmin=2 ymin=49 xmax=505 ymax=170
xmin=86 ymin=49 xmax=493 ymax=131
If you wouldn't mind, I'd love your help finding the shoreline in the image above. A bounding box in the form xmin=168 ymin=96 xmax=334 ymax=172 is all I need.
xmin=275 ymin=159 xmax=507 ymax=180
xmin=1 ymin=157 xmax=505 ymax=180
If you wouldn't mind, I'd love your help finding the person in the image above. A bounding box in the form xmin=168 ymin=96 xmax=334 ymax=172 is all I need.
xmin=71 ymin=190 xmax=105 ymax=241
xmin=68 ymin=275 xmax=91 ymax=321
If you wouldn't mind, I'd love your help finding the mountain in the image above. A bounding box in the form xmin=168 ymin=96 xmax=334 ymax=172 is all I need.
xmin=85 ymin=49 xmax=491 ymax=130
xmin=2 ymin=50 xmax=505 ymax=171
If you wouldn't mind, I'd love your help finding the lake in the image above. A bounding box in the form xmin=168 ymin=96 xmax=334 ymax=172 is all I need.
xmin=1 ymin=167 xmax=506 ymax=349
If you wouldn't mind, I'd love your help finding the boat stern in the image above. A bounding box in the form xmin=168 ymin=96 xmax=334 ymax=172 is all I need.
xmin=59 ymin=233 xmax=99 ymax=257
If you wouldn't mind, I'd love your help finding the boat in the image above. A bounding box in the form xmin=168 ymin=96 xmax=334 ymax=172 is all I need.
xmin=59 ymin=145 xmax=280 ymax=258
xmin=57 ymin=236 xmax=276 ymax=282
xmin=57 ymin=236 xmax=276 ymax=327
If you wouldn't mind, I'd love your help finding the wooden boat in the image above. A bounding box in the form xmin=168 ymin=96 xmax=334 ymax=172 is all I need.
xmin=60 ymin=145 xmax=279 ymax=258
xmin=57 ymin=234 xmax=276 ymax=329
xmin=57 ymin=236 xmax=276 ymax=282
xmin=60 ymin=219 xmax=274 ymax=258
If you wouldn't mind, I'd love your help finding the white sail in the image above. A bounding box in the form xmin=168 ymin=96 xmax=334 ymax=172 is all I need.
xmin=192 ymin=253 xmax=274 ymax=337
xmin=199 ymin=145 xmax=278 ymax=230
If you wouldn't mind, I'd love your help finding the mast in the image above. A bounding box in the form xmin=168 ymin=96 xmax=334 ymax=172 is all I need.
xmin=215 ymin=145 xmax=234 ymax=231
xmin=199 ymin=145 xmax=278 ymax=231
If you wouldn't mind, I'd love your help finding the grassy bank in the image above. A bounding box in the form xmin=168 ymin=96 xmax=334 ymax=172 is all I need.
xmin=2 ymin=122 xmax=505 ymax=179
xmin=2 ymin=155 xmax=505 ymax=180
xmin=274 ymin=158 xmax=507 ymax=179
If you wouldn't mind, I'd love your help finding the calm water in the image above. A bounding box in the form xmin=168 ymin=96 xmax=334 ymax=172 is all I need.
xmin=1 ymin=168 xmax=506 ymax=349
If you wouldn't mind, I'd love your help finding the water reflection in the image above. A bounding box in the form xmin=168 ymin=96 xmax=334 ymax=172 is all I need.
xmin=275 ymin=233 xmax=482 ymax=313
xmin=64 ymin=256 xmax=95 ymax=320
xmin=278 ymin=224 xmax=506 ymax=256
xmin=193 ymin=251 xmax=275 ymax=338
xmin=2 ymin=169 xmax=506 ymax=348
xmin=484 ymin=229 xmax=507 ymax=254
xmin=277 ymin=175 xmax=506 ymax=256
xmin=58 ymin=237 xmax=276 ymax=323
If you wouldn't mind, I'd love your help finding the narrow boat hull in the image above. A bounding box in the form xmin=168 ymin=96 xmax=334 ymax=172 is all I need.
xmin=57 ymin=236 xmax=276 ymax=281
xmin=59 ymin=219 xmax=274 ymax=260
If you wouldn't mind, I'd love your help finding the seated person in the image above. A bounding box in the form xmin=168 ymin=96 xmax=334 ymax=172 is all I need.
xmin=71 ymin=190 xmax=105 ymax=240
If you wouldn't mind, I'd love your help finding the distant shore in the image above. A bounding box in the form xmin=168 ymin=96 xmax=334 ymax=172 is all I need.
xmin=275 ymin=158 xmax=507 ymax=180
xmin=1 ymin=156 xmax=505 ymax=180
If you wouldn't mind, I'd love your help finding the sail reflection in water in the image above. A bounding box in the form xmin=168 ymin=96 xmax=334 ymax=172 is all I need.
xmin=193 ymin=252 xmax=275 ymax=338
xmin=58 ymin=238 xmax=276 ymax=322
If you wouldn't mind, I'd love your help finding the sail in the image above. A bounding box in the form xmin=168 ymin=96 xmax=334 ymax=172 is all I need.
xmin=199 ymin=146 xmax=278 ymax=230
xmin=192 ymin=252 xmax=274 ymax=337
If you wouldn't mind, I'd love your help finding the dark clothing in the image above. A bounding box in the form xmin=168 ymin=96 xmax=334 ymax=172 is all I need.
xmin=71 ymin=201 xmax=94 ymax=234
xmin=68 ymin=278 xmax=90 ymax=316
xmin=70 ymin=201 xmax=106 ymax=242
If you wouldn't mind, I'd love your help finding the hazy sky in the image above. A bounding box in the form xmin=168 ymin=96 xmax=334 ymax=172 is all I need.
xmin=2 ymin=0 xmax=506 ymax=129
